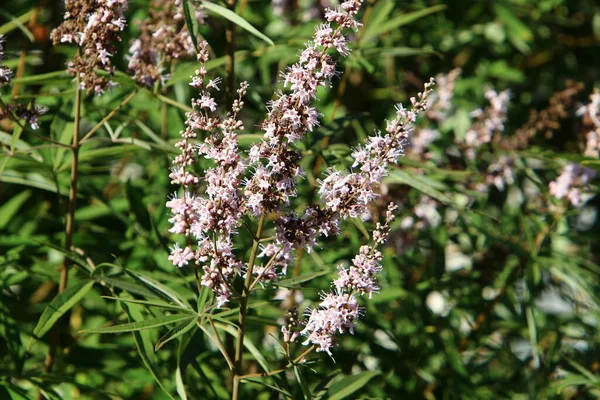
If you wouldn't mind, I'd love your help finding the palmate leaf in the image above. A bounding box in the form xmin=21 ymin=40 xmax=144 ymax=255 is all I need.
xmin=154 ymin=316 xmax=198 ymax=351
xmin=79 ymin=313 xmax=193 ymax=334
xmin=28 ymin=280 xmax=95 ymax=349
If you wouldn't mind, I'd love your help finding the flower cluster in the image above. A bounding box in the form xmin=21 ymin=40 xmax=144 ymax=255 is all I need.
xmin=51 ymin=0 xmax=128 ymax=94
xmin=0 ymin=35 xmax=12 ymax=86
xmin=166 ymin=42 xmax=249 ymax=306
xmin=320 ymin=79 xmax=435 ymax=219
xmin=579 ymin=90 xmax=600 ymax=158
xmin=409 ymin=70 xmax=461 ymax=159
xmin=0 ymin=36 xmax=45 ymax=130
xmin=300 ymin=204 xmax=397 ymax=355
xmin=464 ymin=89 xmax=510 ymax=152
xmin=549 ymin=163 xmax=596 ymax=207
xmin=486 ymin=154 xmax=515 ymax=191
xmin=128 ymin=0 xmax=198 ymax=88
xmin=244 ymin=0 xmax=364 ymax=216
xmin=0 ymin=103 xmax=45 ymax=130
xmin=427 ymin=68 xmax=461 ymax=123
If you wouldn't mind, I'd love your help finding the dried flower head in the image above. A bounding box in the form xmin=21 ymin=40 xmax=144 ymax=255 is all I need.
xmin=51 ymin=0 xmax=128 ymax=94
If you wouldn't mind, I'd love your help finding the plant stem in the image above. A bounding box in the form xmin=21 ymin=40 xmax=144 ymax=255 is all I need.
xmin=225 ymin=0 xmax=237 ymax=109
xmin=232 ymin=214 xmax=265 ymax=400
xmin=238 ymin=345 xmax=315 ymax=380
xmin=79 ymin=89 xmax=139 ymax=144
xmin=40 ymin=78 xmax=82 ymax=393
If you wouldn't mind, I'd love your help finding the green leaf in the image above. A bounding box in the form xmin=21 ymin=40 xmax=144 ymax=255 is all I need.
xmin=552 ymin=374 xmax=600 ymax=393
xmin=124 ymin=269 xmax=193 ymax=310
xmin=196 ymin=285 xmax=211 ymax=313
xmin=364 ymin=46 xmax=442 ymax=58
xmin=102 ymin=296 xmax=196 ymax=313
xmin=386 ymin=170 xmax=455 ymax=205
xmin=328 ymin=371 xmax=380 ymax=400
xmin=80 ymin=313 xmax=193 ymax=334
xmin=0 ymin=174 xmax=69 ymax=196
xmin=277 ymin=270 xmax=330 ymax=288
xmin=201 ymin=1 xmax=274 ymax=46
xmin=10 ymin=123 xmax=23 ymax=153
xmin=120 ymin=300 xmax=176 ymax=400
xmin=313 ymin=370 xmax=341 ymax=400
xmin=0 ymin=190 xmax=31 ymax=230
xmin=363 ymin=5 xmax=446 ymax=41
xmin=0 ymin=9 xmax=32 ymax=35
xmin=0 ymin=10 xmax=34 ymax=42
xmin=294 ymin=365 xmax=311 ymax=400
xmin=216 ymin=322 xmax=271 ymax=373
xmin=182 ymin=0 xmax=200 ymax=53
xmin=0 ymin=302 xmax=24 ymax=373
xmin=154 ymin=316 xmax=198 ymax=351
xmin=125 ymin=181 xmax=153 ymax=232
xmin=494 ymin=4 xmax=533 ymax=54
xmin=28 ymin=280 xmax=95 ymax=349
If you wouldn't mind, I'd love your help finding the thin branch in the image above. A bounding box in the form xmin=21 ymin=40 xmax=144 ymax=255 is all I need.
xmin=232 ymin=213 xmax=265 ymax=400
xmin=208 ymin=317 xmax=235 ymax=370
xmin=238 ymin=345 xmax=316 ymax=380
xmin=41 ymin=77 xmax=83 ymax=386
xmin=79 ymin=90 xmax=139 ymax=144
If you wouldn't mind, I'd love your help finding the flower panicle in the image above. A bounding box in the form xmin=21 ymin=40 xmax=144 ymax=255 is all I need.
xmin=128 ymin=0 xmax=200 ymax=88
xmin=0 ymin=35 xmax=46 ymax=130
xmin=549 ymin=162 xmax=596 ymax=207
xmin=167 ymin=41 xmax=250 ymax=306
xmin=319 ymin=78 xmax=436 ymax=221
xmin=579 ymin=89 xmax=600 ymax=158
xmin=244 ymin=0 xmax=365 ymax=217
xmin=297 ymin=203 xmax=397 ymax=355
xmin=51 ymin=0 xmax=128 ymax=95
xmin=463 ymin=88 xmax=511 ymax=152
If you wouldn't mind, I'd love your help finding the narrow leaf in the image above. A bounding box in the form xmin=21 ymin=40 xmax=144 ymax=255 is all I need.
xmin=328 ymin=371 xmax=380 ymax=400
xmin=363 ymin=5 xmax=446 ymax=41
xmin=155 ymin=317 xmax=197 ymax=351
xmin=125 ymin=269 xmax=192 ymax=310
xmin=28 ymin=280 xmax=94 ymax=349
xmin=201 ymin=1 xmax=274 ymax=45
xmin=80 ymin=313 xmax=192 ymax=334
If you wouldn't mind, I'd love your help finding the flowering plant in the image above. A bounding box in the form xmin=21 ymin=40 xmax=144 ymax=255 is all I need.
xmin=1 ymin=0 xmax=599 ymax=399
